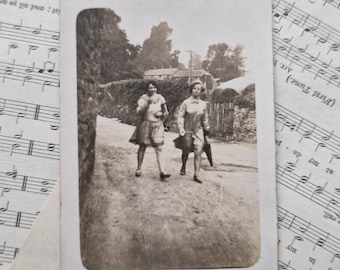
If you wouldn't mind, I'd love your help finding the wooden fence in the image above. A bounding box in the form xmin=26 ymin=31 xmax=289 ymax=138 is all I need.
xmin=208 ymin=102 xmax=236 ymax=138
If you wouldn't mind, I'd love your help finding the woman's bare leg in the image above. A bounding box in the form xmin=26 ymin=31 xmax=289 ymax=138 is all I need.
xmin=137 ymin=145 xmax=146 ymax=171
xmin=193 ymin=144 xmax=203 ymax=183
xmin=155 ymin=145 xmax=166 ymax=173
xmin=181 ymin=150 xmax=189 ymax=175
xmin=155 ymin=146 xmax=170 ymax=179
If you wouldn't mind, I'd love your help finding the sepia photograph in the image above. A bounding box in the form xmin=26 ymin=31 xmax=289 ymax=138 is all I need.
xmin=61 ymin=0 xmax=277 ymax=269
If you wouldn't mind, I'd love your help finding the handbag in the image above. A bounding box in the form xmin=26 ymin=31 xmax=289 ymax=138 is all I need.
xmin=129 ymin=119 xmax=141 ymax=145
xmin=173 ymin=133 xmax=194 ymax=152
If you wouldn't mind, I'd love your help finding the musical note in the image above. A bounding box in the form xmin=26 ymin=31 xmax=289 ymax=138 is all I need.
xmin=314 ymin=69 xmax=326 ymax=80
xmin=313 ymin=232 xmax=330 ymax=250
xmin=38 ymin=61 xmax=55 ymax=74
xmin=0 ymin=208 xmax=39 ymax=229
xmin=12 ymin=20 xmax=22 ymax=30
xmin=0 ymin=188 xmax=11 ymax=197
xmin=51 ymin=33 xmax=60 ymax=41
xmin=331 ymin=253 xmax=340 ymax=263
xmin=13 ymin=131 xmax=23 ymax=139
xmin=298 ymin=221 xmax=310 ymax=233
xmin=32 ymin=24 xmax=42 ymax=35
xmin=7 ymin=44 xmax=18 ymax=55
xmin=329 ymin=154 xmax=340 ymax=163
xmin=328 ymin=43 xmax=340 ymax=54
xmin=290 ymin=14 xmax=305 ymax=28
xmin=41 ymin=80 xmax=52 ymax=92
xmin=10 ymin=143 xmax=20 ymax=156
xmin=325 ymin=199 xmax=338 ymax=211
xmin=0 ymin=202 xmax=9 ymax=213
xmin=2 ymin=60 xmax=15 ymax=83
xmin=0 ymin=60 xmax=60 ymax=89
xmin=299 ymin=125 xmax=315 ymax=142
xmin=25 ymin=62 xmax=35 ymax=73
xmin=0 ymin=100 xmax=6 ymax=116
xmin=0 ymin=3 xmax=60 ymax=269
xmin=22 ymin=75 xmax=32 ymax=86
xmin=277 ymin=207 xmax=340 ymax=259
xmin=278 ymin=260 xmax=291 ymax=270
xmin=0 ymin=21 xmax=60 ymax=50
xmin=315 ymin=142 xmax=327 ymax=151
xmin=0 ymin=98 xmax=60 ymax=127
xmin=5 ymin=166 xmax=17 ymax=180
xmin=48 ymin=47 xmax=58 ymax=58
xmin=301 ymin=63 xmax=312 ymax=73
xmin=28 ymin=45 xmax=39 ymax=55
xmin=317 ymin=33 xmax=329 ymax=45
xmin=0 ymin=242 xmax=6 ymax=255
xmin=327 ymin=74 xmax=339 ymax=85
xmin=16 ymin=106 xmax=27 ymax=124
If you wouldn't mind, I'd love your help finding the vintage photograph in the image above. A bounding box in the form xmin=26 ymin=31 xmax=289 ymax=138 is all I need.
xmin=63 ymin=1 xmax=276 ymax=269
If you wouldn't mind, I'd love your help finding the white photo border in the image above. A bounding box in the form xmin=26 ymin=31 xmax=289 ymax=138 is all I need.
xmin=61 ymin=1 xmax=277 ymax=269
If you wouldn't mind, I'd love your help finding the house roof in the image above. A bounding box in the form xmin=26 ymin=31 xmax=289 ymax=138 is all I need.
xmin=144 ymin=68 xmax=178 ymax=76
xmin=173 ymin=69 xmax=211 ymax=78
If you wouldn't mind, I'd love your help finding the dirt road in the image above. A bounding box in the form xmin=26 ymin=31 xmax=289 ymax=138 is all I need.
xmin=80 ymin=116 xmax=260 ymax=270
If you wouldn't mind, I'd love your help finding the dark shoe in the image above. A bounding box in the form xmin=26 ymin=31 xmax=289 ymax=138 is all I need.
xmin=180 ymin=167 xmax=186 ymax=175
xmin=193 ymin=175 xmax=202 ymax=183
xmin=160 ymin=172 xmax=171 ymax=180
xmin=135 ymin=169 xmax=142 ymax=177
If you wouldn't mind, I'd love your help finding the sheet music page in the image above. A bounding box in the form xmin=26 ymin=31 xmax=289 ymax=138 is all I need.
xmin=0 ymin=0 xmax=60 ymax=269
xmin=273 ymin=0 xmax=340 ymax=269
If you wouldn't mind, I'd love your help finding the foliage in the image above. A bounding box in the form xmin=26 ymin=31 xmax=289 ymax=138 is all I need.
xmin=77 ymin=9 xmax=104 ymax=199
xmin=235 ymin=84 xmax=256 ymax=110
xmin=202 ymin=43 xmax=245 ymax=82
xmin=77 ymin=9 xmax=141 ymax=84
xmin=133 ymin=22 xmax=181 ymax=74
xmin=211 ymin=88 xmax=238 ymax=104
xmin=97 ymin=79 xmax=191 ymax=128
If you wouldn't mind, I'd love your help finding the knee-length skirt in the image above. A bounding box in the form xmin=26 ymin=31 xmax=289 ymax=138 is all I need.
xmin=129 ymin=120 xmax=164 ymax=147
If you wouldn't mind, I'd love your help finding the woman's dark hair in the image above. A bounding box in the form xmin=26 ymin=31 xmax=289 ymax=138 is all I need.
xmin=145 ymin=80 xmax=159 ymax=91
xmin=189 ymin=80 xmax=205 ymax=93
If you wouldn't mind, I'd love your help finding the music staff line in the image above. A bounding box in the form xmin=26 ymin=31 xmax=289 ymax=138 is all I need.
xmin=319 ymin=0 xmax=340 ymax=10
xmin=0 ymin=241 xmax=19 ymax=264
xmin=273 ymin=34 xmax=340 ymax=89
xmin=0 ymin=20 xmax=60 ymax=49
xmin=0 ymin=204 xmax=37 ymax=230
xmin=0 ymin=98 xmax=59 ymax=128
xmin=273 ymin=0 xmax=340 ymax=49
xmin=0 ymin=134 xmax=59 ymax=160
xmin=0 ymin=60 xmax=60 ymax=91
xmin=278 ymin=206 xmax=340 ymax=259
xmin=0 ymin=169 xmax=57 ymax=196
xmin=275 ymin=104 xmax=340 ymax=158
xmin=276 ymin=164 xmax=340 ymax=217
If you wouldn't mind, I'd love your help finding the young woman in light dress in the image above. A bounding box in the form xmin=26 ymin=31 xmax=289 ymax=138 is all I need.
xmin=130 ymin=80 xmax=171 ymax=181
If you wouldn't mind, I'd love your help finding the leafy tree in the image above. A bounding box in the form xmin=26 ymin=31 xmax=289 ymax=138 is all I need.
xmin=202 ymin=43 xmax=245 ymax=82
xmin=135 ymin=22 xmax=181 ymax=71
xmin=78 ymin=9 xmax=141 ymax=83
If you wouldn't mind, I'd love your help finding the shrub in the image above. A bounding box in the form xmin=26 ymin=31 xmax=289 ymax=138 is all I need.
xmin=97 ymin=79 xmax=190 ymax=129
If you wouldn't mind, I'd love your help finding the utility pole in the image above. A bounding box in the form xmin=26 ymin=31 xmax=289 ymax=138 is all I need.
xmin=186 ymin=50 xmax=195 ymax=84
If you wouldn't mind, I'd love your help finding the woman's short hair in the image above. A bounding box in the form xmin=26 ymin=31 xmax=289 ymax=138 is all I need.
xmin=145 ymin=80 xmax=159 ymax=91
xmin=189 ymin=79 xmax=205 ymax=93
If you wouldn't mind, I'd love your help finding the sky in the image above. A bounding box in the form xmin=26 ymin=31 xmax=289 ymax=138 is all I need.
xmin=106 ymin=0 xmax=262 ymax=73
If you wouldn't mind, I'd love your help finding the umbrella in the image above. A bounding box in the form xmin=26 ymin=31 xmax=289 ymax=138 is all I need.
xmin=203 ymin=137 xmax=213 ymax=166
xmin=218 ymin=76 xmax=255 ymax=93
